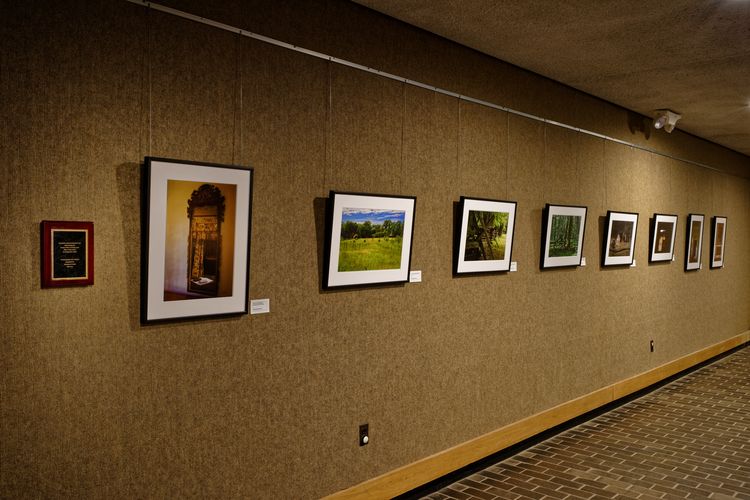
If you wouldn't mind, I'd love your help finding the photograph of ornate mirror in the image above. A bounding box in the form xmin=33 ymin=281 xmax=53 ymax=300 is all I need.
xmin=142 ymin=157 xmax=253 ymax=323
xmin=187 ymin=184 xmax=225 ymax=296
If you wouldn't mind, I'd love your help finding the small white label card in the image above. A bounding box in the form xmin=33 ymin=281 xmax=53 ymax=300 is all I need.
xmin=581 ymin=257 xmax=587 ymax=266
xmin=250 ymin=298 xmax=270 ymax=315
xmin=409 ymin=270 xmax=422 ymax=283
xmin=510 ymin=262 xmax=518 ymax=272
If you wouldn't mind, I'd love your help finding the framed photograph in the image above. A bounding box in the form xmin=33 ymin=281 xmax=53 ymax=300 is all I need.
xmin=142 ymin=157 xmax=253 ymax=322
xmin=649 ymin=213 xmax=678 ymax=263
xmin=454 ymin=197 xmax=517 ymax=274
xmin=685 ymin=213 xmax=704 ymax=271
xmin=41 ymin=220 xmax=94 ymax=287
xmin=324 ymin=191 xmax=416 ymax=289
xmin=602 ymin=210 xmax=639 ymax=266
xmin=540 ymin=204 xmax=587 ymax=269
xmin=710 ymin=216 xmax=727 ymax=268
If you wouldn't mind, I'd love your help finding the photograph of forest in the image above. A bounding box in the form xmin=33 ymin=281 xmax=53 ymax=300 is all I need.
xmin=548 ymin=215 xmax=582 ymax=257
xmin=608 ymin=220 xmax=634 ymax=257
xmin=338 ymin=208 xmax=405 ymax=272
xmin=464 ymin=210 xmax=509 ymax=261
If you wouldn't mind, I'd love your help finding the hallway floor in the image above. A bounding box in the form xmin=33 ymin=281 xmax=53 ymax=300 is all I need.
xmin=424 ymin=346 xmax=750 ymax=499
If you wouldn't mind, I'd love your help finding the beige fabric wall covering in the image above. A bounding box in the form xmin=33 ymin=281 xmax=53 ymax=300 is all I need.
xmin=1 ymin=1 xmax=748 ymax=498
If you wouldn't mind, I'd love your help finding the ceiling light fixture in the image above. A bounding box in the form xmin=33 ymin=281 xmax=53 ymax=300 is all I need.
xmin=652 ymin=109 xmax=682 ymax=133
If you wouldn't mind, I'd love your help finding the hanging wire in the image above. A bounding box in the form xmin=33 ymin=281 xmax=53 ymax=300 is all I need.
xmin=505 ymin=111 xmax=510 ymax=199
xmin=457 ymin=99 xmax=462 ymax=182
xmin=543 ymin=122 xmax=547 ymax=200
xmin=147 ymin=4 xmax=152 ymax=156
xmin=400 ymin=82 xmax=406 ymax=192
xmin=233 ymin=32 xmax=241 ymax=164
xmin=324 ymin=61 xmax=333 ymax=192
xmin=603 ymin=138 xmax=608 ymax=207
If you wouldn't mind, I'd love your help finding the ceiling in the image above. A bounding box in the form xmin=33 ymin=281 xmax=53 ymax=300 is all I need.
xmin=354 ymin=1 xmax=750 ymax=157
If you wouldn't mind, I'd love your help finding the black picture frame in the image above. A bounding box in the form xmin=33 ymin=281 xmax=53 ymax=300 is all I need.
xmin=685 ymin=213 xmax=704 ymax=272
xmin=649 ymin=213 xmax=678 ymax=263
xmin=602 ymin=210 xmax=639 ymax=267
xmin=141 ymin=157 xmax=253 ymax=323
xmin=323 ymin=191 xmax=416 ymax=289
xmin=540 ymin=204 xmax=587 ymax=269
xmin=710 ymin=216 xmax=727 ymax=269
xmin=454 ymin=196 xmax=517 ymax=274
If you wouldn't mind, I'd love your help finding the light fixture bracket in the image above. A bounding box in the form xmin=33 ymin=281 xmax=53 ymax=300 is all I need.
xmin=653 ymin=109 xmax=682 ymax=133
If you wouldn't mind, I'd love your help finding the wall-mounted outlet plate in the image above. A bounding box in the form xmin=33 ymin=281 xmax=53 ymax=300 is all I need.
xmin=359 ymin=424 xmax=369 ymax=446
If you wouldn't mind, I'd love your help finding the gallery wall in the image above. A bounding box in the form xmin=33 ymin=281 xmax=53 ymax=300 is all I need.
xmin=2 ymin=1 xmax=749 ymax=498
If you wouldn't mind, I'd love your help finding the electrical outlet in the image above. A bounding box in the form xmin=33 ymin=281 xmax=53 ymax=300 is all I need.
xmin=359 ymin=424 xmax=369 ymax=446
xmin=650 ymin=340 xmax=654 ymax=352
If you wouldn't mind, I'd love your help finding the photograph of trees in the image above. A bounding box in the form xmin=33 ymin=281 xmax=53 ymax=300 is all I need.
xmin=338 ymin=208 xmax=405 ymax=272
xmin=464 ymin=210 xmax=509 ymax=261
xmin=549 ymin=215 xmax=582 ymax=257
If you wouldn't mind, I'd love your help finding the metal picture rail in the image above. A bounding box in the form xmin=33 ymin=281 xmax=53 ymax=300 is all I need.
xmin=125 ymin=0 xmax=728 ymax=175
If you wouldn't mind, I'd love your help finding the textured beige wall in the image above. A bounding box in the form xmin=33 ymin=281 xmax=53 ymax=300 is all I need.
xmin=2 ymin=1 xmax=749 ymax=498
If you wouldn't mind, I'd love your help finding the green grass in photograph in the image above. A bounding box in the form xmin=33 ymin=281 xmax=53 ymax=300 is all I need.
xmin=338 ymin=237 xmax=403 ymax=272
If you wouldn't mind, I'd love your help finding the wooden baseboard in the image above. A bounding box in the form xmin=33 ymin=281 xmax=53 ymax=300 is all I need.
xmin=326 ymin=331 xmax=750 ymax=500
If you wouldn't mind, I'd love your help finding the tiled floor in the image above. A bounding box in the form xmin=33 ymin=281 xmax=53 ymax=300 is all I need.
xmin=424 ymin=346 xmax=750 ymax=500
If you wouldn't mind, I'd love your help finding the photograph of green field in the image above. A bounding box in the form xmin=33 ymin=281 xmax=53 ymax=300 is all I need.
xmin=549 ymin=214 xmax=581 ymax=257
xmin=464 ymin=210 xmax=509 ymax=261
xmin=338 ymin=208 xmax=405 ymax=272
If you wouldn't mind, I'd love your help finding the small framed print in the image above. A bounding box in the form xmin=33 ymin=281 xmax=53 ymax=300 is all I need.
xmin=541 ymin=204 xmax=587 ymax=269
xmin=685 ymin=213 xmax=704 ymax=271
xmin=323 ymin=191 xmax=416 ymax=289
xmin=710 ymin=216 xmax=727 ymax=268
xmin=649 ymin=213 xmax=678 ymax=263
xmin=41 ymin=220 xmax=94 ymax=287
xmin=602 ymin=210 xmax=639 ymax=266
xmin=142 ymin=157 xmax=253 ymax=323
xmin=455 ymin=197 xmax=517 ymax=274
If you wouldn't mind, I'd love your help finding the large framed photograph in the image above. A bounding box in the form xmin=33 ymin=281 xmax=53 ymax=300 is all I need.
xmin=41 ymin=220 xmax=94 ymax=287
xmin=685 ymin=213 xmax=704 ymax=271
xmin=540 ymin=204 xmax=587 ymax=269
xmin=710 ymin=216 xmax=727 ymax=268
xmin=455 ymin=197 xmax=517 ymax=274
xmin=602 ymin=210 xmax=639 ymax=266
xmin=649 ymin=213 xmax=678 ymax=263
xmin=142 ymin=157 xmax=253 ymax=322
xmin=324 ymin=191 xmax=416 ymax=289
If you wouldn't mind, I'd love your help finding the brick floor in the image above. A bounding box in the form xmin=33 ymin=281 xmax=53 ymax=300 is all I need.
xmin=423 ymin=346 xmax=750 ymax=500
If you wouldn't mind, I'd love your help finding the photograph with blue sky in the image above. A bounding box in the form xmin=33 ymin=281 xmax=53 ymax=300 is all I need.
xmin=341 ymin=208 xmax=405 ymax=224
